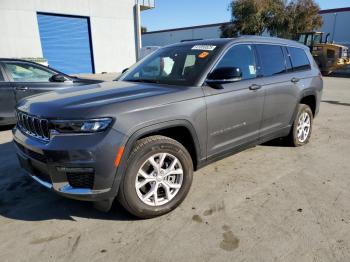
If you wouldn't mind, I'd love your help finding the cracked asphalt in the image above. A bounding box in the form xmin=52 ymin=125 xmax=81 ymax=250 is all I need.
xmin=0 ymin=77 xmax=349 ymax=262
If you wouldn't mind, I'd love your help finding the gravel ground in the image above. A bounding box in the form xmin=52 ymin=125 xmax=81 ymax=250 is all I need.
xmin=0 ymin=77 xmax=349 ymax=262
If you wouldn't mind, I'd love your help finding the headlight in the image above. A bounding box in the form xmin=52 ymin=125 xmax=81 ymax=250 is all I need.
xmin=51 ymin=118 xmax=113 ymax=133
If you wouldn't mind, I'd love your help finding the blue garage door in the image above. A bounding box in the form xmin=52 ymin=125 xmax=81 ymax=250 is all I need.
xmin=37 ymin=13 xmax=94 ymax=74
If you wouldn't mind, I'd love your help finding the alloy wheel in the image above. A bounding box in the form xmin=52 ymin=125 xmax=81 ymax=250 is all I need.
xmin=135 ymin=153 xmax=183 ymax=206
xmin=297 ymin=112 xmax=311 ymax=143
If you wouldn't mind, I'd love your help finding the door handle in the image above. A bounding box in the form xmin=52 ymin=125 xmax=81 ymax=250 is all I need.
xmin=291 ymin=77 xmax=300 ymax=83
xmin=249 ymin=84 xmax=262 ymax=91
xmin=15 ymin=86 xmax=29 ymax=91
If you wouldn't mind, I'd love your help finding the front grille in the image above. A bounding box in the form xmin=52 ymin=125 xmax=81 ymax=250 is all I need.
xmin=14 ymin=141 xmax=48 ymax=163
xmin=67 ymin=172 xmax=94 ymax=189
xmin=17 ymin=111 xmax=50 ymax=142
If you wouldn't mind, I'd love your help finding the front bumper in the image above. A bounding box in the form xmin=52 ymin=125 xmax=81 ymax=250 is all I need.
xmin=13 ymin=126 xmax=126 ymax=201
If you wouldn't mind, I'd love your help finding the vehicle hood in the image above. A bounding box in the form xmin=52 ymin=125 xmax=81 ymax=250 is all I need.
xmin=17 ymin=81 xmax=199 ymax=119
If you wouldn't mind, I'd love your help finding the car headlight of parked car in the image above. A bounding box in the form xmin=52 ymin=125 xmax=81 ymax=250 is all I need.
xmin=51 ymin=118 xmax=113 ymax=133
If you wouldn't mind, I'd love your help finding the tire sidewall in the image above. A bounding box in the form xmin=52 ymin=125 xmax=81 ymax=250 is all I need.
xmin=293 ymin=105 xmax=313 ymax=146
xmin=121 ymin=139 xmax=193 ymax=218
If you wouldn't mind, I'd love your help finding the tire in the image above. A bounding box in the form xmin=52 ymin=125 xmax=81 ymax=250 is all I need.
xmin=118 ymin=135 xmax=193 ymax=219
xmin=286 ymin=104 xmax=313 ymax=147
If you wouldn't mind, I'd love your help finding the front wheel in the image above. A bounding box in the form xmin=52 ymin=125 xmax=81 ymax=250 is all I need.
xmin=118 ymin=135 xmax=193 ymax=218
xmin=286 ymin=104 xmax=313 ymax=147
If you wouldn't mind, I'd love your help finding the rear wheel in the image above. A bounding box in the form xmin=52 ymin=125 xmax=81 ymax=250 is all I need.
xmin=118 ymin=135 xmax=193 ymax=218
xmin=286 ymin=104 xmax=313 ymax=147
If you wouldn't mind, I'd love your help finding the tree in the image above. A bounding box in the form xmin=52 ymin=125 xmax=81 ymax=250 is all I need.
xmin=221 ymin=0 xmax=323 ymax=38
xmin=287 ymin=0 xmax=323 ymax=38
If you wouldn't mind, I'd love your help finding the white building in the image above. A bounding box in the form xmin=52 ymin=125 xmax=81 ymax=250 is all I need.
xmin=142 ymin=7 xmax=350 ymax=50
xmin=0 ymin=0 xmax=155 ymax=74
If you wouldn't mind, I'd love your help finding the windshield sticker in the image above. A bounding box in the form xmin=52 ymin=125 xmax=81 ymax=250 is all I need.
xmin=198 ymin=51 xmax=209 ymax=59
xmin=249 ymin=65 xmax=256 ymax=75
xmin=192 ymin=45 xmax=216 ymax=51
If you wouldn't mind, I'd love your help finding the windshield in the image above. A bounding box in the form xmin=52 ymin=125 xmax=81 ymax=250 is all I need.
xmin=120 ymin=44 xmax=221 ymax=86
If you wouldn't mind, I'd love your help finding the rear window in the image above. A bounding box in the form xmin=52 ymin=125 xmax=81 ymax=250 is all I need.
xmin=288 ymin=47 xmax=311 ymax=71
xmin=256 ymin=45 xmax=286 ymax=76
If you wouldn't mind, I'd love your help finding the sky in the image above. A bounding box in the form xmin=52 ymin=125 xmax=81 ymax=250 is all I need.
xmin=141 ymin=0 xmax=350 ymax=32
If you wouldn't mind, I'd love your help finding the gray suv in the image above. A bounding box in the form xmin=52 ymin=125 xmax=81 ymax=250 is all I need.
xmin=13 ymin=37 xmax=323 ymax=218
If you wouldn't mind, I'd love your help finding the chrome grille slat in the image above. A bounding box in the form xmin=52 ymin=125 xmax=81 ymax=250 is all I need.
xmin=23 ymin=114 xmax=30 ymax=133
xmin=16 ymin=111 xmax=50 ymax=142
xmin=39 ymin=119 xmax=45 ymax=137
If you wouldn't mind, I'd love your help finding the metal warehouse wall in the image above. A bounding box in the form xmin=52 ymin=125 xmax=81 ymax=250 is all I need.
xmin=142 ymin=10 xmax=350 ymax=49
xmin=142 ymin=24 xmax=223 ymax=47
xmin=320 ymin=10 xmax=350 ymax=48
xmin=0 ymin=0 xmax=138 ymax=73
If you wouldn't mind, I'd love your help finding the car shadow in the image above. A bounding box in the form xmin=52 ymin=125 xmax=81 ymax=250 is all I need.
xmin=0 ymin=141 xmax=136 ymax=222
xmin=260 ymin=138 xmax=291 ymax=147
xmin=0 ymin=124 xmax=15 ymax=132
xmin=322 ymin=100 xmax=350 ymax=107
xmin=328 ymin=72 xmax=350 ymax=79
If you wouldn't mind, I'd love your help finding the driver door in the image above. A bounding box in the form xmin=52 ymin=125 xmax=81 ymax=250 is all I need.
xmin=2 ymin=61 xmax=73 ymax=103
xmin=203 ymin=44 xmax=265 ymax=158
xmin=0 ymin=64 xmax=17 ymax=124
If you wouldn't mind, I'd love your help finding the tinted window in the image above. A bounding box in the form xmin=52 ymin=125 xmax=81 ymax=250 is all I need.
xmin=0 ymin=68 xmax=4 ymax=82
xmin=282 ymin=47 xmax=293 ymax=72
xmin=256 ymin=45 xmax=286 ymax=76
xmin=288 ymin=47 xmax=311 ymax=71
xmin=4 ymin=62 xmax=55 ymax=82
xmin=215 ymin=44 xmax=257 ymax=80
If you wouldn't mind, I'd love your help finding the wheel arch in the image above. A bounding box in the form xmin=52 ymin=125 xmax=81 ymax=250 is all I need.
xmin=299 ymin=93 xmax=317 ymax=116
xmin=289 ymin=90 xmax=317 ymax=126
xmin=110 ymin=120 xmax=202 ymax=198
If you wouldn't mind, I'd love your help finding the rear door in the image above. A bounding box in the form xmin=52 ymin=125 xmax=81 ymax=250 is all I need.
xmin=0 ymin=63 xmax=17 ymax=124
xmin=3 ymin=61 xmax=74 ymax=103
xmin=255 ymin=44 xmax=299 ymax=138
xmin=204 ymin=44 xmax=265 ymax=158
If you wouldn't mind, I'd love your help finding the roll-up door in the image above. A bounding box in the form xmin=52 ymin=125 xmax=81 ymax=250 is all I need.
xmin=37 ymin=13 xmax=94 ymax=74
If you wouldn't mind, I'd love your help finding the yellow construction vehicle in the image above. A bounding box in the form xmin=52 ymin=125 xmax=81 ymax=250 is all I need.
xmin=297 ymin=32 xmax=350 ymax=75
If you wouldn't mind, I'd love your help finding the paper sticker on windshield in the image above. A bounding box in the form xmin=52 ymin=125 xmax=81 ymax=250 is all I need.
xmin=249 ymin=65 xmax=256 ymax=75
xmin=192 ymin=45 xmax=216 ymax=51
xmin=198 ymin=51 xmax=209 ymax=59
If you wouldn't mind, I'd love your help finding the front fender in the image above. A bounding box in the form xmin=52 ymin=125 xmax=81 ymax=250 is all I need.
xmin=109 ymin=119 xmax=202 ymax=199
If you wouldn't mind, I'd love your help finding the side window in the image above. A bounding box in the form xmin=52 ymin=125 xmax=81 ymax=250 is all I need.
xmin=282 ymin=47 xmax=293 ymax=72
xmin=4 ymin=62 xmax=55 ymax=82
xmin=288 ymin=47 xmax=311 ymax=71
xmin=215 ymin=44 xmax=257 ymax=80
xmin=0 ymin=67 xmax=4 ymax=82
xmin=256 ymin=45 xmax=286 ymax=76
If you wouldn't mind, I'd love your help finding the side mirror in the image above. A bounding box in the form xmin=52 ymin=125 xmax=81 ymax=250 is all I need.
xmin=49 ymin=74 xmax=67 ymax=83
xmin=122 ymin=68 xmax=129 ymax=74
xmin=206 ymin=67 xmax=242 ymax=86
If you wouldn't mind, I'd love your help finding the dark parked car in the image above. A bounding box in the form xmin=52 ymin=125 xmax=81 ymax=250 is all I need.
xmin=13 ymin=37 xmax=323 ymax=218
xmin=0 ymin=59 xmax=102 ymax=125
